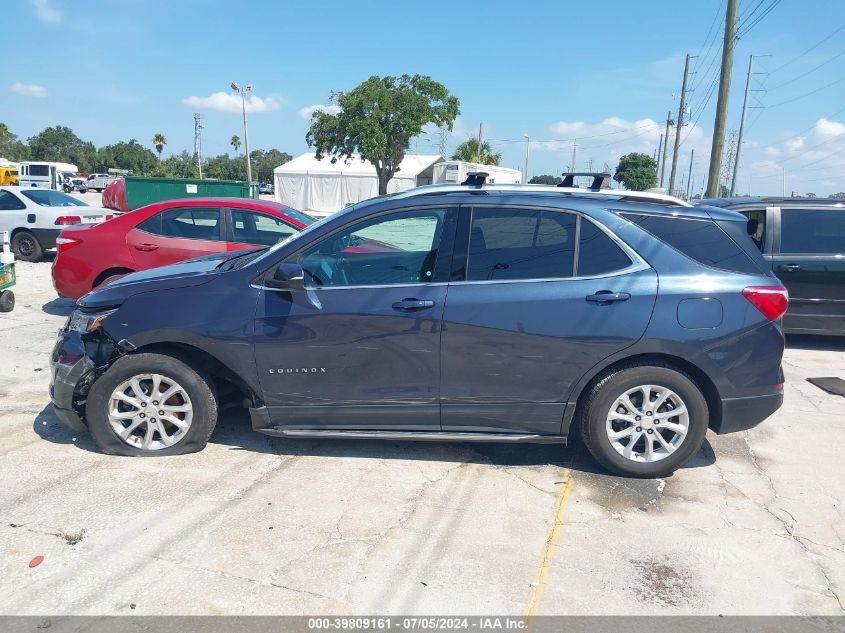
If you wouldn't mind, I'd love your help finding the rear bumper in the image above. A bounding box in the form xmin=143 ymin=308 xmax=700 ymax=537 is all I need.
xmin=712 ymin=391 xmax=784 ymax=434
xmin=32 ymin=228 xmax=61 ymax=249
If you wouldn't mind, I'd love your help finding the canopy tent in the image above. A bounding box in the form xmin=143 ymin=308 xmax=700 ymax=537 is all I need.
xmin=274 ymin=153 xmax=443 ymax=214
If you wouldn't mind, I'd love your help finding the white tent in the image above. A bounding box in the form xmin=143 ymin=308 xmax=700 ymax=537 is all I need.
xmin=274 ymin=153 xmax=443 ymax=214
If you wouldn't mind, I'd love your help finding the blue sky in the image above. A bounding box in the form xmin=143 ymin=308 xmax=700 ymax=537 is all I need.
xmin=6 ymin=0 xmax=845 ymax=195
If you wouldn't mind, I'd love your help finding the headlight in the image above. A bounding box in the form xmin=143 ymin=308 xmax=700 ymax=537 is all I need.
xmin=66 ymin=308 xmax=117 ymax=333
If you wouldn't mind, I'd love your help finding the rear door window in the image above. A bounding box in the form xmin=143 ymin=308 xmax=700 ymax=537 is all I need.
xmin=231 ymin=209 xmax=298 ymax=246
xmin=621 ymin=213 xmax=763 ymax=274
xmin=0 ymin=190 xmax=26 ymax=210
xmin=466 ymin=207 xmax=576 ymax=281
xmin=780 ymin=209 xmax=845 ymax=254
xmin=138 ymin=207 xmax=222 ymax=241
xmin=577 ymin=218 xmax=632 ymax=276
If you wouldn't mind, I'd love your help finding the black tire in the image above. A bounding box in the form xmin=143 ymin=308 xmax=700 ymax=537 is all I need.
xmin=86 ymin=352 xmax=218 ymax=456
xmin=578 ymin=362 xmax=709 ymax=478
xmin=0 ymin=289 xmax=14 ymax=312
xmin=11 ymin=230 xmax=43 ymax=262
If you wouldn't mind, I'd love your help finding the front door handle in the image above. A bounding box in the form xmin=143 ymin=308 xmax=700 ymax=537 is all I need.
xmin=392 ymin=298 xmax=435 ymax=311
xmin=778 ymin=264 xmax=801 ymax=273
xmin=586 ymin=291 xmax=631 ymax=304
xmin=134 ymin=243 xmax=160 ymax=251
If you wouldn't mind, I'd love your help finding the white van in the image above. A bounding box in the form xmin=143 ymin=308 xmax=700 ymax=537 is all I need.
xmin=19 ymin=161 xmax=79 ymax=189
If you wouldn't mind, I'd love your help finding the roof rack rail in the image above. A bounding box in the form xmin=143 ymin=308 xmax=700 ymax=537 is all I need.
xmin=461 ymin=171 xmax=489 ymax=187
xmin=558 ymin=172 xmax=612 ymax=190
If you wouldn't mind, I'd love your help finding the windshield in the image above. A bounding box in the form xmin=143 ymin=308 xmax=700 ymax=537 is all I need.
xmin=21 ymin=189 xmax=88 ymax=207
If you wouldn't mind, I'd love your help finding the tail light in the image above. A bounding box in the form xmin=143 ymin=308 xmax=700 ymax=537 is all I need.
xmin=55 ymin=216 xmax=82 ymax=226
xmin=55 ymin=236 xmax=81 ymax=253
xmin=742 ymin=286 xmax=789 ymax=321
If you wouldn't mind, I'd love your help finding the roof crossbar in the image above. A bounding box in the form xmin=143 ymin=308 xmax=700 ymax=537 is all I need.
xmin=558 ymin=172 xmax=612 ymax=190
xmin=461 ymin=172 xmax=489 ymax=187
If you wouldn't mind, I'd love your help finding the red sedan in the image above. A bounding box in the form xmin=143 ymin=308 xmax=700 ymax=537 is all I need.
xmin=52 ymin=198 xmax=314 ymax=300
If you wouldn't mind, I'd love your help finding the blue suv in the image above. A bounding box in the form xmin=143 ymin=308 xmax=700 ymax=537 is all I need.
xmin=49 ymin=173 xmax=787 ymax=477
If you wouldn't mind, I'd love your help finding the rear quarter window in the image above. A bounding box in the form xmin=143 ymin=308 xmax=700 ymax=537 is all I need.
xmin=620 ymin=212 xmax=765 ymax=275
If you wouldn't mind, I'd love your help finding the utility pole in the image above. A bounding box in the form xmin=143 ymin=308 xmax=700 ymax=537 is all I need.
xmin=705 ymin=0 xmax=739 ymax=198
xmin=570 ymin=140 xmax=577 ymax=173
xmin=660 ymin=111 xmax=673 ymax=188
xmin=782 ymin=166 xmax=786 ymax=197
xmin=523 ymin=134 xmax=530 ymax=183
xmin=193 ymin=113 xmax=204 ymax=179
xmin=669 ymin=53 xmax=695 ymax=196
xmin=231 ymin=82 xmax=254 ymax=182
xmin=685 ymin=149 xmax=695 ymax=199
xmin=655 ymin=133 xmax=664 ymax=175
xmin=730 ymin=54 xmax=770 ymax=195
xmin=477 ymin=123 xmax=483 ymax=160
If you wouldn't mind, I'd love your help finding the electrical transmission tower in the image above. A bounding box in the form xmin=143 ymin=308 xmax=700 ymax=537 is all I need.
xmin=194 ymin=113 xmax=205 ymax=179
xmin=437 ymin=125 xmax=448 ymax=158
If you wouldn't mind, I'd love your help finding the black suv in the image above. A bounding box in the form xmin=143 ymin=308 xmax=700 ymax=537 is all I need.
xmin=701 ymin=197 xmax=845 ymax=336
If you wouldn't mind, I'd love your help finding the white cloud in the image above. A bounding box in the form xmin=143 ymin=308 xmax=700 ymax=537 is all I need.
xmin=28 ymin=0 xmax=61 ymax=22
xmin=298 ymin=104 xmax=342 ymax=119
xmin=182 ymin=91 xmax=281 ymax=114
xmin=10 ymin=82 xmax=46 ymax=98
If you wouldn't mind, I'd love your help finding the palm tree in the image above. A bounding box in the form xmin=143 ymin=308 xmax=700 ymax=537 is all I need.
xmin=451 ymin=138 xmax=502 ymax=166
xmin=152 ymin=133 xmax=167 ymax=161
xmin=230 ymin=135 xmax=241 ymax=154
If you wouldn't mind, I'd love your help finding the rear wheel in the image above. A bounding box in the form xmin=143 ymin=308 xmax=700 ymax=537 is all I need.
xmin=578 ymin=363 xmax=709 ymax=478
xmin=86 ymin=353 xmax=218 ymax=456
xmin=12 ymin=230 xmax=43 ymax=262
xmin=0 ymin=289 xmax=14 ymax=312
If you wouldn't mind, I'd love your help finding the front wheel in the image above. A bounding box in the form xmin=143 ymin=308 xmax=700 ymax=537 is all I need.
xmin=0 ymin=289 xmax=14 ymax=312
xmin=86 ymin=352 xmax=218 ymax=456
xmin=578 ymin=363 xmax=709 ymax=478
xmin=11 ymin=230 xmax=43 ymax=262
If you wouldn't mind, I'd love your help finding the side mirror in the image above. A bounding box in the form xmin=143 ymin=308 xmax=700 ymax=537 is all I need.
xmin=266 ymin=262 xmax=305 ymax=291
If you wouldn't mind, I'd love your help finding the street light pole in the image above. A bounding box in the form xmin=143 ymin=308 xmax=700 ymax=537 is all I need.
xmin=523 ymin=134 xmax=530 ymax=184
xmin=231 ymin=82 xmax=253 ymax=183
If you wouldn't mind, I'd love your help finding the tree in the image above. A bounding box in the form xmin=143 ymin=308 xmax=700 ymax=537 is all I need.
xmin=0 ymin=123 xmax=29 ymax=161
xmin=161 ymin=150 xmax=200 ymax=179
xmin=451 ymin=138 xmax=502 ymax=166
xmin=152 ymin=133 xmax=167 ymax=161
xmin=204 ymin=154 xmax=247 ymax=181
xmin=95 ymin=140 xmax=158 ymax=175
xmin=613 ymin=153 xmax=657 ymax=191
xmin=529 ymin=174 xmax=562 ymax=185
xmin=230 ymin=135 xmax=241 ymax=154
xmin=249 ymin=149 xmax=292 ymax=183
xmin=830 ymin=192 xmax=845 ymax=199
xmin=27 ymin=126 xmax=97 ymax=171
xmin=805 ymin=192 xmax=817 ymax=198
xmin=307 ymin=74 xmax=459 ymax=195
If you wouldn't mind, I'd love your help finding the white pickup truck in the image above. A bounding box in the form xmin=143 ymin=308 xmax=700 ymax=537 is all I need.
xmin=78 ymin=173 xmax=115 ymax=193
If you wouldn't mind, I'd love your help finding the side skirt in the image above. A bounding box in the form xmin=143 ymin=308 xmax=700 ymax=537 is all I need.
xmin=256 ymin=427 xmax=567 ymax=444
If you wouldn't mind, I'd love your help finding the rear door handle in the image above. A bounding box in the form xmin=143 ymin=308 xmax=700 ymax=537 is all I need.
xmin=778 ymin=264 xmax=801 ymax=272
xmin=392 ymin=298 xmax=435 ymax=311
xmin=134 ymin=243 xmax=160 ymax=251
xmin=586 ymin=291 xmax=631 ymax=304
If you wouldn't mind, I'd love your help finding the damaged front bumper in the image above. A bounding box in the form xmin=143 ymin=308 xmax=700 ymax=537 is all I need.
xmin=49 ymin=322 xmax=121 ymax=432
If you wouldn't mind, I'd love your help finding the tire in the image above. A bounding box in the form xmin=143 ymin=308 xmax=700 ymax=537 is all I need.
xmin=85 ymin=352 xmax=218 ymax=456
xmin=578 ymin=362 xmax=709 ymax=478
xmin=12 ymin=230 xmax=43 ymax=262
xmin=0 ymin=289 xmax=14 ymax=312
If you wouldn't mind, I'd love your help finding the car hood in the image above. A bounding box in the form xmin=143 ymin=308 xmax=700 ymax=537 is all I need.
xmin=78 ymin=252 xmax=230 ymax=310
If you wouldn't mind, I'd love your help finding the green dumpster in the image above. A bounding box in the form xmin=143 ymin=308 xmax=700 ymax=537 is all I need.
xmin=121 ymin=177 xmax=259 ymax=211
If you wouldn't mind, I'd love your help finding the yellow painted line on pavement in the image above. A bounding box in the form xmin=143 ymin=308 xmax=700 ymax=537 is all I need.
xmin=524 ymin=469 xmax=575 ymax=617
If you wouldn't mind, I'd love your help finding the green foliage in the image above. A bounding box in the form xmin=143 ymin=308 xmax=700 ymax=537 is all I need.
xmin=613 ymin=153 xmax=657 ymax=191
xmin=249 ymin=149 xmax=292 ymax=183
xmin=230 ymin=135 xmax=241 ymax=153
xmin=204 ymin=154 xmax=247 ymax=181
xmin=160 ymin=151 xmax=200 ymax=179
xmin=27 ymin=126 xmax=97 ymax=171
xmin=0 ymin=123 xmax=29 ymax=161
xmin=152 ymin=133 xmax=167 ymax=160
xmin=95 ymin=140 xmax=158 ymax=174
xmin=529 ymin=174 xmax=562 ymax=185
xmin=830 ymin=192 xmax=845 ymax=199
xmin=307 ymin=74 xmax=460 ymax=194
xmin=451 ymin=138 xmax=502 ymax=166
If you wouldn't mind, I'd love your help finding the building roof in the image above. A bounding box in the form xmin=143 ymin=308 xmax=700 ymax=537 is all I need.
xmin=274 ymin=152 xmax=443 ymax=178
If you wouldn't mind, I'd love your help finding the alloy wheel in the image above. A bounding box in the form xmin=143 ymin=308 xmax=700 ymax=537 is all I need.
xmin=107 ymin=373 xmax=193 ymax=450
xmin=605 ymin=384 xmax=690 ymax=463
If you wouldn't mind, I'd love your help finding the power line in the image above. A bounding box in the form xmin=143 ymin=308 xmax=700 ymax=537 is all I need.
xmin=769 ymin=24 xmax=845 ymax=74
xmin=766 ymin=74 xmax=845 ymax=108
xmin=767 ymin=49 xmax=845 ymax=91
xmin=736 ymin=0 xmax=768 ymax=34
xmin=736 ymin=0 xmax=782 ymax=38
xmin=690 ymin=0 xmax=726 ymax=88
